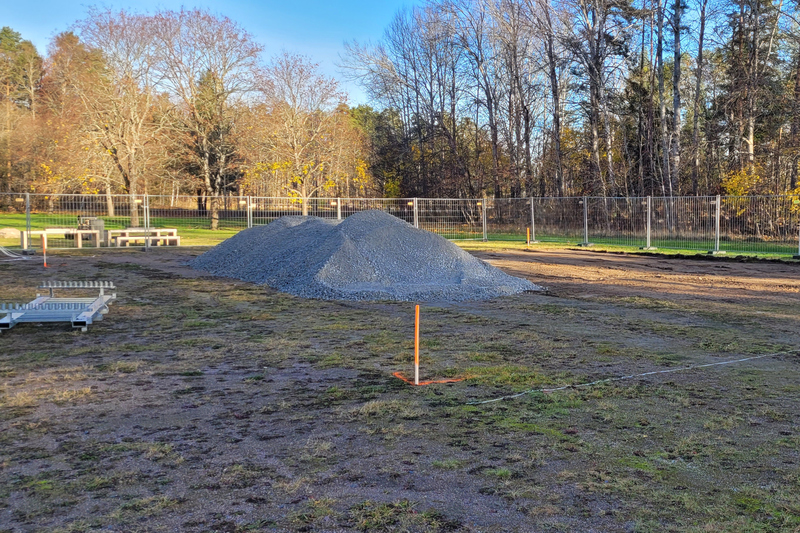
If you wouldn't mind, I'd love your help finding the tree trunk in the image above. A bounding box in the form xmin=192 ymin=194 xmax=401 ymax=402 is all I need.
xmin=5 ymin=81 xmax=10 ymax=193
xmin=657 ymin=0 xmax=672 ymax=197
xmin=746 ymin=0 xmax=759 ymax=169
xmin=210 ymin=196 xmax=220 ymax=228
xmin=691 ymin=0 xmax=708 ymax=195
xmin=197 ymin=189 xmax=207 ymax=216
xmin=587 ymin=6 xmax=606 ymax=196
xmin=129 ymin=193 xmax=140 ymax=228
xmin=600 ymin=82 xmax=617 ymax=195
xmin=301 ymin=180 xmax=309 ymax=216
xmin=105 ymin=179 xmax=115 ymax=217
xmin=792 ymin=51 xmax=800 ymax=190
xmin=544 ymin=3 xmax=564 ymax=196
xmin=486 ymin=84 xmax=501 ymax=198
xmin=670 ymin=0 xmax=682 ymax=196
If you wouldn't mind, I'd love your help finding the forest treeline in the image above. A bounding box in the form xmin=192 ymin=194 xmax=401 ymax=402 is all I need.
xmin=0 ymin=8 xmax=371 ymax=226
xmin=345 ymin=0 xmax=800 ymax=199
xmin=1 ymin=0 xmax=800 ymax=219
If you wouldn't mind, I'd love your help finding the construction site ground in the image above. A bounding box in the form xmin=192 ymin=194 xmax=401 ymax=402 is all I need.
xmin=1 ymin=247 xmax=799 ymax=532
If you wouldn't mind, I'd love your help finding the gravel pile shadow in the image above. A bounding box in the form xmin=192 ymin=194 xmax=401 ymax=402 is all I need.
xmin=191 ymin=210 xmax=542 ymax=301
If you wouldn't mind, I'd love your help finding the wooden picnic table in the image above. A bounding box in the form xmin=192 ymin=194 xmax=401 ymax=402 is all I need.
xmin=105 ymin=228 xmax=180 ymax=247
xmin=21 ymin=228 xmax=101 ymax=250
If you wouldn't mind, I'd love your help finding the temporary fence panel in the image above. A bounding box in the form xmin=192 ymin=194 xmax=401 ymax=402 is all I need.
xmin=586 ymin=197 xmax=648 ymax=248
xmin=0 ymin=193 xmax=28 ymax=249
xmin=1 ymin=191 xmax=798 ymax=255
xmin=418 ymin=199 xmax=483 ymax=240
xmin=17 ymin=193 xmax=150 ymax=250
xmin=486 ymin=198 xmax=532 ymax=241
xmin=251 ymin=197 xmax=307 ymax=226
xmin=649 ymin=196 xmax=717 ymax=251
xmin=719 ymin=196 xmax=799 ymax=255
xmin=147 ymin=194 xmax=248 ymax=228
xmin=338 ymin=198 xmax=415 ymax=226
xmin=529 ymin=197 xmax=585 ymax=243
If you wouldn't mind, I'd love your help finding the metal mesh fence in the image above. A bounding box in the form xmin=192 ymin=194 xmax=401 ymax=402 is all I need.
xmin=1 ymin=192 xmax=798 ymax=256
xmin=719 ymin=196 xmax=799 ymax=255
xmin=531 ymin=197 xmax=584 ymax=243
xmin=650 ymin=196 xmax=716 ymax=251
xmin=586 ymin=197 xmax=648 ymax=248
xmin=339 ymin=198 xmax=414 ymax=225
xmin=419 ymin=199 xmax=483 ymax=240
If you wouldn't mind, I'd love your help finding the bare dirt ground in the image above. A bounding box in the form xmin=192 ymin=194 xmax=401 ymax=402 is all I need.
xmin=1 ymin=247 xmax=799 ymax=532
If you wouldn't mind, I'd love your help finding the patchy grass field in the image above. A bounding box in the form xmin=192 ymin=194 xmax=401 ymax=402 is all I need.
xmin=1 ymin=247 xmax=799 ymax=532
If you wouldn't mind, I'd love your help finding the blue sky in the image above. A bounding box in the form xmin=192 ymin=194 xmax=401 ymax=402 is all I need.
xmin=0 ymin=0 xmax=421 ymax=105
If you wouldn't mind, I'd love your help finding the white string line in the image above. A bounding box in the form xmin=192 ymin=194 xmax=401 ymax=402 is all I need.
xmin=466 ymin=350 xmax=797 ymax=405
xmin=0 ymin=246 xmax=28 ymax=261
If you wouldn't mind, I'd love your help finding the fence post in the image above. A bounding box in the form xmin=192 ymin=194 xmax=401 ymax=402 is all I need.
xmin=529 ymin=197 xmax=538 ymax=243
xmin=337 ymin=198 xmax=342 ymax=221
xmin=144 ymin=194 xmax=151 ymax=251
xmin=580 ymin=196 xmax=591 ymax=246
xmin=640 ymin=196 xmax=656 ymax=250
xmin=413 ymin=198 xmax=419 ymax=229
xmin=794 ymin=218 xmax=800 ymax=259
xmin=24 ymin=193 xmax=32 ymax=254
xmin=481 ymin=198 xmax=488 ymax=242
xmin=247 ymin=196 xmax=253 ymax=228
xmin=710 ymin=194 xmax=724 ymax=255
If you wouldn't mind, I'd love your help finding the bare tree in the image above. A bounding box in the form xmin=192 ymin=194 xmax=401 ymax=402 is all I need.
xmin=559 ymin=0 xmax=628 ymax=195
xmin=73 ymin=9 xmax=168 ymax=225
xmin=261 ymin=52 xmax=349 ymax=215
xmin=152 ymin=8 xmax=262 ymax=229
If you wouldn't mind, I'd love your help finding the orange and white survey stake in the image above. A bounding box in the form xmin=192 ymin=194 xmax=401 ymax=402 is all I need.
xmin=393 ymin=304 xmax=464 ymax=386
xmin=414 ymin=304 xmax=420 ymax=385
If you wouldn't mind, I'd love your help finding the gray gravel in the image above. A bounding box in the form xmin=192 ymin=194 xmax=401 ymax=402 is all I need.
xmin=190 ymin=210 xmax=542 ymax=301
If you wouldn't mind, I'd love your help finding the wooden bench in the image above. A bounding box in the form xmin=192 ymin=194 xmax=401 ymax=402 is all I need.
xmin=113 ymin=235 xmax=181 ymax=247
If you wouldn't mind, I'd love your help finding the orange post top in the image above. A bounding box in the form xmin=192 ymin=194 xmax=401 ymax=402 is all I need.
xmin=414 ymin=304 xmax=420 ymax=366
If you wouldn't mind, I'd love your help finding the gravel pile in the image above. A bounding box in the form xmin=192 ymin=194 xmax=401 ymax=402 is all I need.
xmin=190 ymin=210 xmax=542 ymax=302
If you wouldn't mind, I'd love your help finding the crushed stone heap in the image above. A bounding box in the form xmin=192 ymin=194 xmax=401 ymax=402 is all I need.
xmin=190 ymin=210 xmax=543 ymax=302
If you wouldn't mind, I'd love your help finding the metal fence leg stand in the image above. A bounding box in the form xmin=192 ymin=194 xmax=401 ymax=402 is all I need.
xmin=529 ymin=197 xmax=539 ymax=244
xmin=337 ymin=198 xmax=342 ymax=221
xmin=709 ymin=194 xmax=725 ymax=255
xmin=247 ymin=196 xmax=253 ymax=228
xmin=640 ymin=196 xmax=656 ymax=250
xmin=579 ymin=196 xmax=592 ymax=246
xmin=413 ymin=198 xmax=419 ymax=229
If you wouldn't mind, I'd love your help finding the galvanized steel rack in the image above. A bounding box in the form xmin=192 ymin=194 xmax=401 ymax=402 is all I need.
xmin=1 ymin=281 xmax=117 ymax=332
